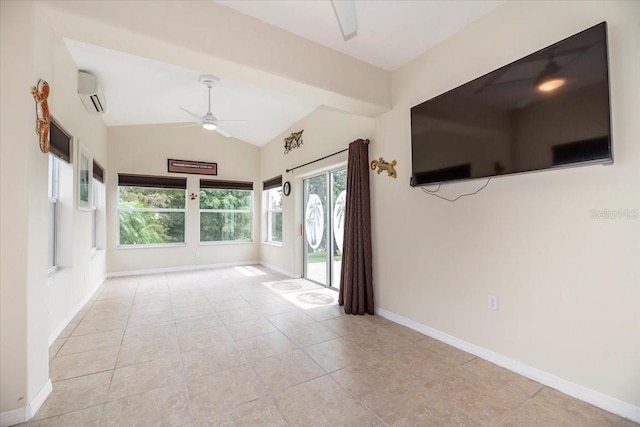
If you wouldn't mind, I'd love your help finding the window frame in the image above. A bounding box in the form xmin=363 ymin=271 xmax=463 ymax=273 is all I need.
xmin=92 ymin=160 xmax=104 ymax=252
xmin=91 ymin=179 xmax=98 ymax=251
xmin=263 ymin=175 xmax=283 ymax=245
xmin=48 ymin=155 xmax=59 ymax=273
xmin=199 ymin=180 xmax=254 ymax=244
xmin=117 ymin=174 xmax=187 ymax=248
xmin=266 ymin=186 xmax=283 ymax=244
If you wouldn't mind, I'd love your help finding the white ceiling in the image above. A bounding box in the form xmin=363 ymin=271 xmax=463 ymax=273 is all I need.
xmin=63 ymin=1 xmax=503 ymax=146
xmin=64 ymin=39 xmax=318 ymax=146
xmin=216 ymin=0 xmax=503 ymax=71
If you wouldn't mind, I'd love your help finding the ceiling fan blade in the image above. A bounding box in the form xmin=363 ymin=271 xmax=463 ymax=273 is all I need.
xmin=331 ymin=0 xmax=357 ymax=40
xmin=214 ymin=125 xmax=232 ymax=138
xmin=179 ymin=107 xmax=204 ymax=122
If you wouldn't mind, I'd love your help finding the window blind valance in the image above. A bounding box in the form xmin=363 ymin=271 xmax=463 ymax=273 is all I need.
xmin=263 ymin=175 xmax=282 ymax=190
xmin=200 ymin=179 xmax=253 ymax=190
xmin=93 ymin=160 xmax=104 ymax=183
xmin=50 ymin=118 xmax=72 ymax=163
xmin=118 ymin=174 xmax=186 ymax=189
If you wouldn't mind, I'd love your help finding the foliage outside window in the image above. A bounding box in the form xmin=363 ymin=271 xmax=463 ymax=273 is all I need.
xmin=118 ymin=185 xmax=186 ymax=245
xmin=267 ymin=187 xmax=283 ymax=243
xmin=200 ymin=188 xmax=252 ymax=242
xmin=48 ymin=155 xmax=59 ymax=270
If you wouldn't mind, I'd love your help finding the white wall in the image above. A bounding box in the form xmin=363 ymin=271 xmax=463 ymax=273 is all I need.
xmin=107 ymin=124 xmax=261 ymax=274
xmin=0 ymin=0 xmax=107 ymax=419
xmin=44 ymin=13 xmax=108 ymax=345
xmin=259 ymin=107 xmax=375 ymax=276
xmin=0 ymin=1 xmax=46 ymax=416
xmin=374 ymin=0 xmax=639 ymax=410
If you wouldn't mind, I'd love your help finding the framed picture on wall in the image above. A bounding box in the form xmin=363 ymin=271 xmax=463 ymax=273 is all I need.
xmin=77 ymin=143 xmax=92 ymax=211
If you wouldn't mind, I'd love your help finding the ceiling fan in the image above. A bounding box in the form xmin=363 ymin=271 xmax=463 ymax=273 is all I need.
xmin=473 ymin=45 xmax=592 ymax=97
xmin=179 ymin=75 xmax=245 ymax=138
xmin=331 ymin=0 xmax=357 ymax=41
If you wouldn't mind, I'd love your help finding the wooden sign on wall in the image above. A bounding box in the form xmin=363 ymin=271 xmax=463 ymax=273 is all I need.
xmin=168 ymin=159 xmax=217 ymax=176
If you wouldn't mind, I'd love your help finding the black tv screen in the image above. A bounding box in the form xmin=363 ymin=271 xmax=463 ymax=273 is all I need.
xmin=410 ymin=22 xmax=612 ymax=186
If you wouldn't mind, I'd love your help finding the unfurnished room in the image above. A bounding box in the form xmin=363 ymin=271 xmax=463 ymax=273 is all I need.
xmin=0 ymin=1 xmax=639 ymax=426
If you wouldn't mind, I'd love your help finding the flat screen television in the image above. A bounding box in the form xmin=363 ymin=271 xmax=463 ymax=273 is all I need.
xmin=410 ymin=22 xmax=612 ymax=186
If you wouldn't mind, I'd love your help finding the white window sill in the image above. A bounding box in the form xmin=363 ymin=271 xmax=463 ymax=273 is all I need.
xmin=91 ymin=248 xmax=106 ymax=258
xmin=117 ymin=243 xmax=187 ymax=250
xmin=48 ymin=266 xmax=70 ymax=286
xmin=47 ymin=265 xmax=59 ymax=277
xmin=199 ymin=240 xmax=253 ymax=246
xmin=263 ymin=241 xmax=283 ymax=247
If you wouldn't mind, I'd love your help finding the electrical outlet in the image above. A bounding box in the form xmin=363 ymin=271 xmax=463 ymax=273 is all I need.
xmin=488 ymin=295 xmax=498 ymax=311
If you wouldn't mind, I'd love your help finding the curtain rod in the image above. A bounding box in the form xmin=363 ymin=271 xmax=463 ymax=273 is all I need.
xmin=285 ymin=139 xmax=369 ymax=173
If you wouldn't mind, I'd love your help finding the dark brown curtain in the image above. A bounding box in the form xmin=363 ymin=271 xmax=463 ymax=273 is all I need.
xmin=339 ymin=139 xmax=374 ymax=315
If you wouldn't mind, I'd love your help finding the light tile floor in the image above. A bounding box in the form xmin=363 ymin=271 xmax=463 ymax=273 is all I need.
xmin=24 ymin=266 xmax=636 ymax=426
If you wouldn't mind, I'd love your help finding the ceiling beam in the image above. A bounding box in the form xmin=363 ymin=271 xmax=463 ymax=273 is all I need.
xmin=37 ymin=0 xmax=391 ymax=118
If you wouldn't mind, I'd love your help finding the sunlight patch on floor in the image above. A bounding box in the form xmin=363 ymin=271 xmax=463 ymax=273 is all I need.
xmin=261 ymin=279 xmax=338 ymax=310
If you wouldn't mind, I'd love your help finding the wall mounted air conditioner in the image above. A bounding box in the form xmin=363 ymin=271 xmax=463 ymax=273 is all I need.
xmin=78 ymin=71 xmax=106 ymax=113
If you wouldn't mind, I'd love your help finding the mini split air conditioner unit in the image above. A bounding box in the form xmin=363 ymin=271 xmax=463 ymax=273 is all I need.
xmin=78 ymin=71 xmax=106 ymax=113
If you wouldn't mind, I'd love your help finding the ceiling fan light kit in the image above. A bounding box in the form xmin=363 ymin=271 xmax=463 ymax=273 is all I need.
xmin=537 ymin=78 xmax=565 ymax=92
xmin=535 ymin=59 xmax=565 ymax=92
xmin=179 ymin=74 xmax=243 ymax=138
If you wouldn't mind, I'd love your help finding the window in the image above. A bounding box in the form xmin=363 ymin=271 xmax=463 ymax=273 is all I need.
xmin=263 ymin=175 xmax=283 ymax=244
xmin=92 ymin=160 xmax=104 ymax=250
xmin=200 ymin=180 xmax=253 ymax=242
xmin=118 ymin=174 xmax=186 ymax=246
xmin=47 ymin=119 xmax=71 ymax=271
xmin=48 ymin=155 xmax=59 ymax=270
xmin=266 ymin=187 xmax=283 ymax=243
xmin=91 ymin=180 xmax=98 ymax=249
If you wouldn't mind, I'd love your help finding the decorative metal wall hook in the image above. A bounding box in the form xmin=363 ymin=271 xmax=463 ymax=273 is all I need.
xmin=371 ymin=157 xmax=397 ymax=178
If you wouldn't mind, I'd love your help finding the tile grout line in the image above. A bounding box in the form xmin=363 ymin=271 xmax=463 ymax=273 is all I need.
xmin=102 ymin=275 xmax=138 ymax=419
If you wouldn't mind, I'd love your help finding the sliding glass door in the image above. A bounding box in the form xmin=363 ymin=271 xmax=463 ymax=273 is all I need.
xmin=303 ymin=168 xmax=346 ymax=289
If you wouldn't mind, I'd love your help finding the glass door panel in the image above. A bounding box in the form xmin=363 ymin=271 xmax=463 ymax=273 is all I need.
xmin=303 ymin=167 xmax=347 ymax=289
xmin=330 ymin=169 xmax=347 ymax=290
xmin=303 ymin=174 xmax=328 ymax=286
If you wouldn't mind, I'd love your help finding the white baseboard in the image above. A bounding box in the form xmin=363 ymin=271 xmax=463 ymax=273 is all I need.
xmin=259 ymin=261 xmax=295 ymax=278
xmin=107 ymin=260 xmax=261 ymax=278
xmin=375 ymin=307 xmax=640 ymax=424
xmin=0 ymin=379 xmax=52 ymax=427
xmin=48 ymin=275 xmax=106 ymax=346
xmin=0 ymin=407 xmax=24 ymax=427
xmin=27 ymin=380 xmax=52 ymax=420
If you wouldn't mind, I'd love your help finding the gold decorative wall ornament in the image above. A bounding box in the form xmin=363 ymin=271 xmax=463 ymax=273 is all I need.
xmin=371 ymin=157 xmax=397 ymax=178
xmin=284 ymin=130 xmax=304 ymax=154
xmin=31 ymin=79 xmax=51 ymax=153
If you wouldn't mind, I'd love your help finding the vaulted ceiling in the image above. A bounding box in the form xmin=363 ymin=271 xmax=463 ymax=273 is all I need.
xmin=43 ymin=0 xmax=502 ymax=146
